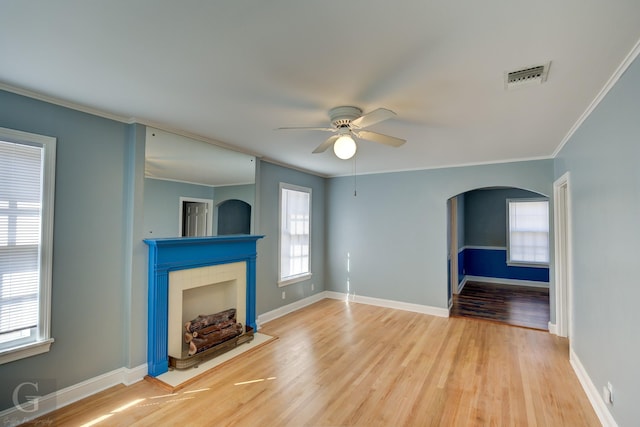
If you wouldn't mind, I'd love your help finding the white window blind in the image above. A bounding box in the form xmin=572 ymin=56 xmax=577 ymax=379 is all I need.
xmin=508 ymin=199 xmax=549 ymax=264
xmin=279 ymin=184 xmax=311 ymax=284
xmin=0 ymin=140 xmax=42 ymax=348
xmin=0 ymin=128 xmax=55 ymax=364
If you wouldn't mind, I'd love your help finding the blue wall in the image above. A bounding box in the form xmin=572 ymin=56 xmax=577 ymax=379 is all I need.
xmin=463 ymin=247 xmax=549 ymax=282
xmin=554 ymin=54 xmax=640 ymax=425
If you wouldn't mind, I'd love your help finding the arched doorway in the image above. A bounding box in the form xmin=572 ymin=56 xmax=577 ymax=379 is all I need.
xmin=447 ymin=187 xmax=550 ymax=330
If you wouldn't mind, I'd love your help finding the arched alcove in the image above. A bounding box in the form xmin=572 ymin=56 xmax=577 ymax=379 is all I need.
xmin=217 ymin=199 xmax=251 ymax=235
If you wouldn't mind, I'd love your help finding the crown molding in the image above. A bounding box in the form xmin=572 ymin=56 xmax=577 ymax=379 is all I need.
xmin=553 ymin=37 xmax=640 ymax=158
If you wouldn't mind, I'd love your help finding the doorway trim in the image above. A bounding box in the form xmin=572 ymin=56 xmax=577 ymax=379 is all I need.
xmin=178 ymin=196 xmax=214 ymax=236
xmin=449 ymin=197 xmax=459 ymax=297
xmin=553 ymin=172 xmax=572 ymax=338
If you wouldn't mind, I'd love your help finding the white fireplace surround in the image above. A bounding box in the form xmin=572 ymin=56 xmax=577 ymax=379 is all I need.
xmin=168 ymin=262 xmax=246 ymax=359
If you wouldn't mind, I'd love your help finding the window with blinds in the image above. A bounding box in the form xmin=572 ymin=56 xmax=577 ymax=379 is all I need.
xmin=0 ymin=128 xmax=55 ymax=363
xmin=279 ymin=183 xmax=311 ymax=286
xmin=507 ymin=199 xmax=549 ymax=265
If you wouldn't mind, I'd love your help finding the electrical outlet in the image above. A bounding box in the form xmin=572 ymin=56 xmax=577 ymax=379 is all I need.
xmin=282 ymin=291 xmax=286 ymax=300
xmin=311 ymin=283 xmax=314 ymax=291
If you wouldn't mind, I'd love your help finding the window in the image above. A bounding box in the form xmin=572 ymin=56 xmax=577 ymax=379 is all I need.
xmin=507 ymin=199 xmax=549 ymax=265
xmin=279 ymin=183 xmax=311 ymax=286
xmin=0 ymin=127 xmax=56 ymax=364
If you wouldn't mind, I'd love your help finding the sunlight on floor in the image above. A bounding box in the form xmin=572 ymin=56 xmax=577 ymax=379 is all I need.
xmin=234 ymin=377 xmax=276 ymax=386
xmin=78 ymin=389 xmax=211 ymax=427
xmin=79 ymin=414 xmax=114 ymax=427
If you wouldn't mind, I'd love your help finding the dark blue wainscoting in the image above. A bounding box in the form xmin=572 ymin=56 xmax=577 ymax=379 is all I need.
xmin=458 ymin=250 xmax=465 ymax=286
xmin=462 ymin=247 xmax=549 ymax=283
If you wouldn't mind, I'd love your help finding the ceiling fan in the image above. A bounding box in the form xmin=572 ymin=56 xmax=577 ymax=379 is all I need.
xmin=278 ymin=106 xmax=406 ymax=159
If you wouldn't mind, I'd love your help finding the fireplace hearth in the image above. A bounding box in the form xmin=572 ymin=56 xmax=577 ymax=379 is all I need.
xmin=144 ymin=235 xmax=263 ymax=377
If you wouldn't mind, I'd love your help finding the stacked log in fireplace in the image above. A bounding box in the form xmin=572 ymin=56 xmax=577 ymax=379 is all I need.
xmin=184 ymin=308 xmax=244 ymax=356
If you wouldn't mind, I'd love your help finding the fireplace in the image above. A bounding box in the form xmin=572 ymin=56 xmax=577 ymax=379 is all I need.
xmin=144 ymin=235 xmax=263 ymax=377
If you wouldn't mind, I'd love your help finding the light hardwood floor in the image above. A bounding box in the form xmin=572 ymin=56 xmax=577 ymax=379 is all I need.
xmin=27 ymin=299 xmax=599 ymax=426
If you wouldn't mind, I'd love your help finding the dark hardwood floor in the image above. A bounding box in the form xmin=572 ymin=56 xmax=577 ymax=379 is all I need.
xmin=451 ymin=281 xmax=550 ymax=330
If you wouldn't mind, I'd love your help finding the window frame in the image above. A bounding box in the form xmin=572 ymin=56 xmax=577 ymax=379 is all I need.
xmin=0 ymin=127 xmax=56 ymax=365
xmin=506 ymin=197 xmax=550 ymax=268
xmin=278 ymin=182 xmax=312 ymax=287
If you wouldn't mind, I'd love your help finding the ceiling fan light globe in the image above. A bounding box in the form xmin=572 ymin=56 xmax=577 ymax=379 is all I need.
xmin=333 ymin=135 xmax=357 ymax=160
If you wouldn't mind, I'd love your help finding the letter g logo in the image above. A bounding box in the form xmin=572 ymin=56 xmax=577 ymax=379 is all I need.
xmin=12 ymin=381 xmax=40 ymax=413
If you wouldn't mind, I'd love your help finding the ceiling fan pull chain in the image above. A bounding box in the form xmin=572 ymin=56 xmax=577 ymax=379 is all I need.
xmin=353 ymin=156 xmax=357 ymax=197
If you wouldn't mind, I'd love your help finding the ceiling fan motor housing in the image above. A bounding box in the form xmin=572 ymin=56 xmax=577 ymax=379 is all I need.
xmin=329 ymin=106 xmax=362 ymax=128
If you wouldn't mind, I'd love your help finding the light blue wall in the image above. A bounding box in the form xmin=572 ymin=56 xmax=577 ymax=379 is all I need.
xmin=214 ymin=184 xmax=254 ymax=207
xmin=143 ymin=179 xmax=255 ymax=238
xmin=0 ymin=90 xmax=131 ymax=409
xmin=326 ymin=160 xmax=553 ymax=310
xmin=256 ymin=161 xmax=325 ymax=315
xmin=554 ymin=55 xmax=640 ymax=425
xmin=464 ymin=188 xmax=543 ymax=247
xmin=143 ymin=178 xmax=215 ymax=238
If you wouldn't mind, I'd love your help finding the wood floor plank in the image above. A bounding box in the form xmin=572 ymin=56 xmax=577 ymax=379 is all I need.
xmin=24 ymin=298 xmax=599 ymax=426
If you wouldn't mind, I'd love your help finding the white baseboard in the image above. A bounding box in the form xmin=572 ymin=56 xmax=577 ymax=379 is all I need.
xmin=462 ymin=275 xmax=549 ymax=288
xmin=0 ymin=363 xmax=147 ymax=427
xmin=325 ymin=291 xmax=449 ymax=318
xmin=122 ymin=363 xmax=148 ymax=386
xmin=257 ymin=291 xmax=450 ymax=328
xmin=547 ymin=322 xmax=558 ymax=335
xmin=570 ymin=348 xmax=618 ymax=427
xmin=257 ymin=291 xmax=327 ymax=327
xmin=457 ymin=279 xmax=466 ymax=293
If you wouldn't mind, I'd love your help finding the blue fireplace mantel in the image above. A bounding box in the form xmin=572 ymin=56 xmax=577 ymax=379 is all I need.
xmin=144 ymin=235 xmax=264 ymax=377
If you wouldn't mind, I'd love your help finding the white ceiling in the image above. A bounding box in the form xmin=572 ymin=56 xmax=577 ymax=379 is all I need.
xmin=2 ymin=1 xmax=640 ymax=179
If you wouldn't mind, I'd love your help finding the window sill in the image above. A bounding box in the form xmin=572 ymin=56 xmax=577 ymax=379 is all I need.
xmin=0 ymin=338 xmax=55 ymax=365
xmin=507 ymin=261 xmax=549 ymax=269
xmin=278 ymin=272 xmax=312 ymax=287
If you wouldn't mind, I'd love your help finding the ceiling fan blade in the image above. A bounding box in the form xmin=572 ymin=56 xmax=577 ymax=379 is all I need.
xmin=277 ymin=126 xmax=335 ymax=132
xmin=350 ymin=108 xmax=396 ymax=129
xmin=354 ymin=130 xmax=406 ymax=147
xmin=313 ymin=135 xmax=339 ymax=153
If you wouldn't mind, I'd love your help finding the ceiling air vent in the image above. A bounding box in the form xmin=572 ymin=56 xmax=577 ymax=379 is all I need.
xmin=505 ymin=62 xmax=550 ymax=90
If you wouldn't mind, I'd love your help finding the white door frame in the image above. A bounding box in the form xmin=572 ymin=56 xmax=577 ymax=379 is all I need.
xmin=449 ymin=197 xmax=459 ymax=296
xmin=553 ymin=172 xmax=572 ymax=338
